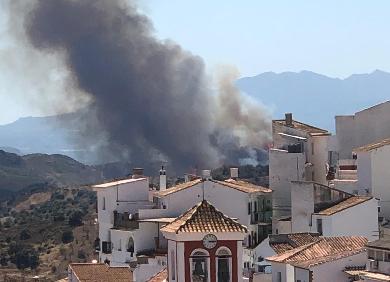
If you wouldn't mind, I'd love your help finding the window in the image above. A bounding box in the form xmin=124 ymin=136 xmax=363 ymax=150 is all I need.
xmin=311 ymin=142 xmax=314 ymax=155
xmin=118 ymin=239 xmax=122 ymax=251
xmin=102 ymin=197 xmax=106 ymax=210
xmin=317 ymin=218 xmax=323 ymax=235
xmin=368 ymin=249 xmax=375 ymax=259
xmin=127 ymin=237 xmax=134 ymax=254
xmin=248 ymin=202 xmax=251 ymax=215
xmin=171 ymin=250 xmax=176 ymax=280
xmin=190 ymin=249 xmax=210 ymax=282
xmin=216 ymin=247 xmax=232 ymax=282
xmin=277 ymin=272 xmax=282 ymax=282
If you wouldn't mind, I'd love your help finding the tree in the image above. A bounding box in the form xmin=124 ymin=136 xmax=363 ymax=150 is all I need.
xmin=61 ymin=230 xmax=74 ymax=244
xmin=68 ymin=210 xmax=83 ymax=227
xmin=14 ymin=248 xmax=39 ymax=270
xmin=19 ymin=229 xmax=31 ymax=240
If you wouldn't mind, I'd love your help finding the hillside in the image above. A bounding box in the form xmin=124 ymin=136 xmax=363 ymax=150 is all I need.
xmin=0 ymin=150 xmax=105 ymax=201
xmin=237 ymin=70 xmax=390 ymax=131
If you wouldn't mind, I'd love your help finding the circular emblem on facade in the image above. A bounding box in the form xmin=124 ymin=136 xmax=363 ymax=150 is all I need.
xmin=202 ymin=234 xmax=217 ymax=249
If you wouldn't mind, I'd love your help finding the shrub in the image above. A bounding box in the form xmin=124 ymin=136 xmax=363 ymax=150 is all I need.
xmin=20 ymin=229 xmax=31 ymax=240
xmin=68 ymin=211 xmax=83 ymax=227
xmin=61 ymin=230 xmax=74 ymax=244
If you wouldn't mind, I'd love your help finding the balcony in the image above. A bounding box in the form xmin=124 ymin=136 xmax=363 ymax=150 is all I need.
xmin=113 ymin=211 xmax=139 ymax=230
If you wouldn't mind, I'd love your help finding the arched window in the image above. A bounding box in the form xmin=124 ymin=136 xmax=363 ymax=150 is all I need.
xmin=190 ymin=249 xmax=210 ymax=282
xmin=127 ymin=237 xmax=134 ymax=255
xmin=216 ymin=247 xmax=232 ymax=282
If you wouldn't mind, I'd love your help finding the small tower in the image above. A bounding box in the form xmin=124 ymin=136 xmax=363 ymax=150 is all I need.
xmin=161 ymin=200 xmax=247 ymax=282
xmin=159 ymin=166 xmax=167 ymax=191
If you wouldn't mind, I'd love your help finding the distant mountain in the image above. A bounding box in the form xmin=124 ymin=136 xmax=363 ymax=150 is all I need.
xmin=0 ymin=150 xmax=105 ymax=199
xmin=237 ymin=70 xmax=390 ymax=131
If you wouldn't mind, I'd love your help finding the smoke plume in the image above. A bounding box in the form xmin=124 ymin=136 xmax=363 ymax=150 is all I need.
xmin=12 ymin=0 xmax=271 ymax=171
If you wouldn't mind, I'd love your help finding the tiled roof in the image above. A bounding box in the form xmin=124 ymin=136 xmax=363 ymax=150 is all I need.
xmin=147 ymin=268 xmax=167 ymax=282
xmin=315 ymin=196 xmax=372 ymax=216
xmin=161 ymin=200 xmax=247 ymax=234
xmin=92 ymin=177 xmax=146 ymax=189
xmin=366 ymin=238 xmax=390 ymax=251
xmin=154 ymin=179 xmax=202 ymax=197
xmin=269 ymin=233 xmax=320 ymax=254
xmin=354 ymin=138 xmax=390 ymax=152
xmin=69 ymin=263 xmax=133 ymax=281
xmin=213 ymin=179 xmax=272 ymax=194
xmin=267 ymin=236 xmax=367 ymax=269
xmin=154 ymin=178 xmax=271 ymax=198
xmin=273 ymin=119 xmax=329 ymax=134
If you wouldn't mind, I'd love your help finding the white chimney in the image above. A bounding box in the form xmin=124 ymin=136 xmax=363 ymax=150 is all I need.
xmin=230 ymin=167 xmax=239 ymax=179
xmin=202 ymin=169 xmax=211 ymax=180
xmin=159 ymin=166 xmax=166 ymax=191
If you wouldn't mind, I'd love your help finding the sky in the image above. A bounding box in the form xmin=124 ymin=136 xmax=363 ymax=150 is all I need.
xmin=1 ymin=1 xmax=390 ymax=124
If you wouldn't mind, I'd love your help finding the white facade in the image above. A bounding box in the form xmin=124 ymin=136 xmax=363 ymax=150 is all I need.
xmin=270 ymin=115 xmax=330 ymax=219
xmin=335 ymin=101 xmax=390 ymax=160
xmin=357 ymin=143 xmax=390 ymax=219
xmin=289 ymin=181 xmax=379 ymax=241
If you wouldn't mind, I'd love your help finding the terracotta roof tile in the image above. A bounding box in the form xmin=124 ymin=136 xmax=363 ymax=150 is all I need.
xmin=154 ymin=178 xmax=271 ymax=198
xmin=161 ymin=200 xmax=247 ymax=234
xmin=269 ymin=233 xmax=320 ymax=254
xmin=267 ymin=236 xmax=367 ymax=269
xmin=213 ymin=179 xmax=272 ymax=194
xmin=315 ymin=196 xmax=372 ymax=216
xmin=147 ymin=268 xmax=167 ymax=282
xmin=273 ymin=119 xmax=329 ymax=134
xmin=154 ymin=179 xmax=202 ymax=197
xmin=69 ymin=263 xmax=133 ymax=282
xmin=354 ymin=138 xmax=390 ymax=152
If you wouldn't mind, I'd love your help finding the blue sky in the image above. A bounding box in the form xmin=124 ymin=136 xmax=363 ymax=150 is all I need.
xmin=1 ymin=1 xmax=390 ymax=124
xmin=143 ymin=1 xmax=390 ymax=78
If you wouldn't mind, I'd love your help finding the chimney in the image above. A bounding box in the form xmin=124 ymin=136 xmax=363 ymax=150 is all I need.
xmin=202 ymin=169 xmax=211 ymax=180
xmin=159 ymin=166 xmax=166 ymax=191
xmin=132 ymin=168 xmax=144 ymax=179
xmin=285 ymin=113 xmax=293 ymax=127
xmin=230 ymin=167 xmax=239 ymax=180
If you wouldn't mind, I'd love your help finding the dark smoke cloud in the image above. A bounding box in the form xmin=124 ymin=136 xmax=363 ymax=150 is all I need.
xmin=16 ymin=0 xmax=271 ymax=171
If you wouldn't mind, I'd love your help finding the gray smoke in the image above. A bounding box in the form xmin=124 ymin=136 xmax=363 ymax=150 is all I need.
xmin=14 ymin=0 xmax=271 ymax=171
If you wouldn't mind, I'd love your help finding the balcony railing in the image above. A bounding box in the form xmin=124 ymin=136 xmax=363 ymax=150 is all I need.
xmin=250 ymin=211 xmax=272 ymax=224
xmin=113 ymin=211 xmax=139 ymax=230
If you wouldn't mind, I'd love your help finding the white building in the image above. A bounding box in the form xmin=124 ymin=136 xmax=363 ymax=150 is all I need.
xmin=266 ymin=236 xmax=368 ymax=282
xmin=270 ymin=113 xmax=330 ymax=219
xmin=345 ymin=238 xmax=390 ymax=282
xmin=273 ymin=181 xmax=379 ymax=241
xmin=92 ymin=167 xmax=272 ymax=280
xmin=355 ymin=138 xmax=390 ymax=220
xmin=335 ymin=100 xmax=390 ymax=160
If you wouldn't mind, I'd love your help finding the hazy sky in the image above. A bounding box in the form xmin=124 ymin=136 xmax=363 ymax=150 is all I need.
xmin=1 ymin=1 xmax=390 ymax=124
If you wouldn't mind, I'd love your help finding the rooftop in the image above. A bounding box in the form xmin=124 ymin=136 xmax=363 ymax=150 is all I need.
xmin=69 ymin=263 xmax=133 ymax=282
xmin=315 ymin=196 xmax=372 ymax=216
xmin=345 ymin=270 xmax=390 ymax=282
xmin=91 ymin=177 xmax=146 ymax=189
xmin=154 ymin=178 xmax=271 ymax=198
xmin=154 ymin=179 xmax=202 ymax=197
xmin=366 ymin=238 xmax=390 ymax=251
xmin=160 ymin=200 xmax=247 ymax=234
xmin=273 ymin=119 xmax=329 ymax=135
xmin=266 ymin=236 xmax=367 ymax=269
xmin=138 ymin=217 xmax=177 ymax=224
xmin=269 ymin=233 xmax=320 ymax=254
xmin=354 ymin=138 xmax=390 ymax=152
xmin=147 ymin=268 xmax=167 ymax=282
xmin=213 ymin=179 xmax=272 ymax=194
